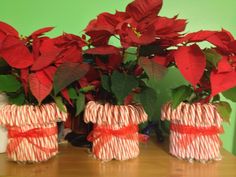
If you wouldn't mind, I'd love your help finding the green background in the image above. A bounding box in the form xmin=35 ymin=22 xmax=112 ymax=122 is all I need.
xmin=0 ymin=0 xmax=236 ymax=154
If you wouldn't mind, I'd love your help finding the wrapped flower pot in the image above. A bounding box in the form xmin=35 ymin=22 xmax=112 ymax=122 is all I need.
xmin=0 ymin=126 xmax=8 ymax=153
xmin=161 ymin=102 xmax=223 ymax=162
xmin=0 ymin=103 xmax=67 ymax=163
xmin=84 ymin=101 xmax=148 ymax=161
xmin=0 ymin=92 xmax=8 ymax=153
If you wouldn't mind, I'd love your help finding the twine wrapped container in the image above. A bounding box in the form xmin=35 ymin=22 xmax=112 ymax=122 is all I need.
xmin=0 ymin=92 xmax=8 ymax=153
xmin=0 ymin=103 xmax=67 ymax=163
xmin=161 ymin=102 xmax=223 ymax=162
xmin=84 ymin=101 xmax=148 ymax=161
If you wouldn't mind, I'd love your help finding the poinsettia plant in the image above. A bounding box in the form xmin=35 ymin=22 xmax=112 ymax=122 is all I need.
xmin=169 ymin=29 xmax=236 ymax=122
xmin=82 ymin=0 xmax=187 ymax=118
xmin=0 ymin=21 xmax=90 ymax=113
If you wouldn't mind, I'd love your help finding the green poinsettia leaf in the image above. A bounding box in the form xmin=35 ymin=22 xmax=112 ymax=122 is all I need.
xmin=139 ymin=87 xmax=158 ymax=119
xmin=53 ymin=62 xmax=89 ymax=95
xmin=222 ymin=87 xmax=236 ymax=102
xmin=139 ymin=44 xmax=162 ymax=57
xmin=111 ymin=71 xmax=138 ymax=105
xmin=8 ymin=93 xmax=25 ymax=105
xmin=0 ymin=58 xmax=8 ymax=67
xmin=0 ymin=59 xmax=10 ymax=74
xmin=68 ymin=87 xmax=78 ymax=99
xmin=54 ymin=96 xmax=67 ymax=113
xmin=80 ymin=85 xmax=95 ymax=93
xmin=133 ymin=93 xmax=141 ymax=103
xmin=123 ymin=47 xmax=137 ymax=64
xmin=204 ymin=48 xmax=221 ymax=67
xmin=79 ymin=85 xmax=95 ymax=93
xmin=101 ymin=75 xmax=111 ymax=92
xmin=145 ymin=77 xmax=159 ymax=91
xmin=171 ymin=85 xmax=193 ymax=109
xmin=0 ymin=75 xmax=21 ymax=92
xmin=139 ymin=57 xmax=166 ymax=81
xmin=76 ymin=93 xmax=85 ymax=116
xmin=212 ymin=94 xmax=220 ymax=103
xmin=214 ymin=101 xmax=232 ymax=123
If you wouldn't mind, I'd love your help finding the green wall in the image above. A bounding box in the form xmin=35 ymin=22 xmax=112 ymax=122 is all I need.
xmin=0 ymin=0 xmax=236 ymax=154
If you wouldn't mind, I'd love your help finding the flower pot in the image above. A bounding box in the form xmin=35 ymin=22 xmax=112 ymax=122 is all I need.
xmin=161 ymin=102 xmax=223 ymax=162
xmin=0 ymin=92 xmax=8 ymax=153
xmin=0 ymin=125 xmax=8 ymax=153
xmin=0 ymin=103 xmax=68 ymax=163
xmin=84 ymin=101 xmax=148 ymax=161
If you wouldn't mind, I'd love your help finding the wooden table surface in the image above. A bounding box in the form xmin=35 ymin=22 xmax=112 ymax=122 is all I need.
xmin=0 ymin=138 xmax=236 ymax=177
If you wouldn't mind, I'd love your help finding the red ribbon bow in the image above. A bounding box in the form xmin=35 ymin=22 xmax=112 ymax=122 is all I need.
xmin=7 ymin=126 xmax=58 ymax=154
xmin=87 ymin=124 xmax=149 ymax=157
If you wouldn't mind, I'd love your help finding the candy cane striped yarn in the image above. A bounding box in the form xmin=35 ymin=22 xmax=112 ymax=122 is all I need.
xmin=0 ymin=92 xmax=8 ymax=153
xmin=161 ymin=102 xmax=223 ymax=162
xmin=0 ymin=103 xmax=68 ymax=163
xmin=84 ymin=101 xmax=148 ymax=161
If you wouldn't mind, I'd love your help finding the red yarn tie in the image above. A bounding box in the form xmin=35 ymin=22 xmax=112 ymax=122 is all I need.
xmin=7 ymin=126 xmax=58 ymax=155
xmin=170 ymin=123 xmax=224 ymax=149
xmin=87 ymin=124 xmax=149 ymax=157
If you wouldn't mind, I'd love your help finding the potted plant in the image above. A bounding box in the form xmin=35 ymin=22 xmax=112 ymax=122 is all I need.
xmin=82 ymin=0 xmax=187 ymax=161
xmin=0 ymin=21 xmax=90 ymax=162
xmin=161 ymin=29 xmax=236 ymax=162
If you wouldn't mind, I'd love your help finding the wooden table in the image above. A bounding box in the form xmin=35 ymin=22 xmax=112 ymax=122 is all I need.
xmin=0 ymin=138 xmax=236 ymax=177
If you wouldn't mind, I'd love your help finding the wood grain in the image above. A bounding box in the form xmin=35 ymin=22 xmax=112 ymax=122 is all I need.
xmin=0 ymin=137 xmax=236 ymax=177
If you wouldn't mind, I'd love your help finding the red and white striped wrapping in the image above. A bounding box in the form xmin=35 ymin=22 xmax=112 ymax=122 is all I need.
xmin=84 ymin=101 xmax=148 ymax=161
xmin=161 ymin=102 xmax=223 ymax=162
xmin=0 ymin=103 xmax=68 ymax=163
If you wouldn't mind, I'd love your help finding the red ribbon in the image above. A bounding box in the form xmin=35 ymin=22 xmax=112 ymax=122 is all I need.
xmin=170 ymin=123 xmax=224 ymax=149
xmin=87 ymin=124 xmax=149 ymax=157
xmin=170 ymin=123 xmax=224 ymax=135
xmin=7 ymin=126 xmax=58 ymax=154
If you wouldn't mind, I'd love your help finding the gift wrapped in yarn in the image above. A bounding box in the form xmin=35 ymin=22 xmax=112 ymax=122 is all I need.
xmin=0 ymin=103 xmax=68 ymax=163
xmin=84 ymin=101 xmax=148 ymax=161
xmin=161 ymin=102 xmax=223 ymax=162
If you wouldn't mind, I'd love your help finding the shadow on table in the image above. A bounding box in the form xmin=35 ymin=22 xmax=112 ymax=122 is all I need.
xmin=149 ymin=134 xmax=170 ymax=155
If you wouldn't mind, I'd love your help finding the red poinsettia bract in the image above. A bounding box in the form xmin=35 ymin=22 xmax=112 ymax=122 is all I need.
xmin=0 ymin=22 xmax=33 ymax=68
xmin=0 ymin=22 xmax=86 ymax=104
xmin=175 ymin=29 xmax=236 ymax=97
xmin=209 ymin=30 xmax=236 ymax=97
xmin=84 ymin=0 xmax=186 ymax=50
xmin=174 ymin=44 xmax=206 ymax=87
